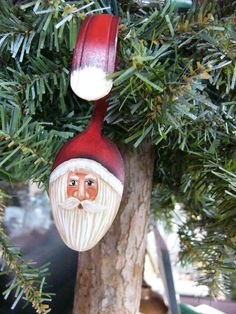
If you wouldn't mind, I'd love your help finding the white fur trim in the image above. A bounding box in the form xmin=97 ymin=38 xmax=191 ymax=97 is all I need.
xmin=70 ymin=66 xmax=113 ymax=101
xmin=50 ymin=158 xmax=123 ymax=196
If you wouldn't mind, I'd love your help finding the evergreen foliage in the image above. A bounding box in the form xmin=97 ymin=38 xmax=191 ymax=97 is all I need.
xmin=0 ymin=0 xmax=236 ymax=309
xmin=0 ymin=191 xmax=53 ymax=313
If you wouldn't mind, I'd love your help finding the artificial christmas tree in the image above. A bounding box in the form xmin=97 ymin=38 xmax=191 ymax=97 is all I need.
xmin=0 ymin=0 xmax=236 ymax=313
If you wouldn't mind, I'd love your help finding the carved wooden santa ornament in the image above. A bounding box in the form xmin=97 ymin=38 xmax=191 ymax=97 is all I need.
xmin=49 ymin=14 xmax=124 ymax=252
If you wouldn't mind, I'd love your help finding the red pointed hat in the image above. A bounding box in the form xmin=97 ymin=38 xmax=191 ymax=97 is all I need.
xmin=50 ymin=130 xmax=124 ymax=195
xmin=70 ymin=14 xmax=119 ymax=101
xmin=50 ymin=99 xmax=124 ymax=196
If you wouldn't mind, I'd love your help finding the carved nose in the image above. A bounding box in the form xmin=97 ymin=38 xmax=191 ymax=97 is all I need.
xmin=78 ymin=184 xmax=86 ymax=202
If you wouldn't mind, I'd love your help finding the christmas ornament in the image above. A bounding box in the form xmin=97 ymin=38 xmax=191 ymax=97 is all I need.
xmin=49 ymin=14 xmax=124 ymax=252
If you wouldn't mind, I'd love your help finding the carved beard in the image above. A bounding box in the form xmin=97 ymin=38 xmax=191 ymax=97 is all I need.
xmin=49 ymin=173 xmax=122 ymax=252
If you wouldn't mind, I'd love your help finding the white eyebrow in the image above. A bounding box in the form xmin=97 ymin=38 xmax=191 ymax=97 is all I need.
xmin=85 ymin=175 xmax=97 ymax=180
xmin=69 ymin=175 xmax=79 ymax=180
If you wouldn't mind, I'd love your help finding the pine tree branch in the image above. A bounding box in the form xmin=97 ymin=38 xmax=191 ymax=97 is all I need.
xmin=152 ymin=141 xmax=236 ymax=293
xmin=0 ymin=0 xmax=110 ymax=59
xmin=0 ymin=0 xmax=236 ymax=296
xmin=0 ymin=190 xmax=53 ymax=313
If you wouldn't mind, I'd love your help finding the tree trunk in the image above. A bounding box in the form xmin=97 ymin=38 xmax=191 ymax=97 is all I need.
xmin=73 ymin=143 xmax=154 ymax=314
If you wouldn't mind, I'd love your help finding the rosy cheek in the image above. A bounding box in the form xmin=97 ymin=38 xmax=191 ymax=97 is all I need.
xmin=67 ymin=187 xmax=74 ymax=197
xmin=87 ymin=187 xmax=98 ymax=200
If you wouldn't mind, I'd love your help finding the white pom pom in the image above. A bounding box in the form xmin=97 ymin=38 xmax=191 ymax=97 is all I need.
xmin=70 ymin=66 xmax=113 ymax=101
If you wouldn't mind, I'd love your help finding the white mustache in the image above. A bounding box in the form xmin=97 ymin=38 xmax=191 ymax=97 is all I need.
xmin=59 ymin=197 xmax=107 ymax=213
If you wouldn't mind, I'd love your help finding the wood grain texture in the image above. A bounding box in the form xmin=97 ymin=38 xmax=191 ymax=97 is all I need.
xmin=73 ymin=143 xmax=154 ymax=314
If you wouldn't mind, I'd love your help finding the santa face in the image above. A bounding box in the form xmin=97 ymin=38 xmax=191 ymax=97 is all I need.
xmin=67 ymin=171 xmax=98 ymax=204
xmin=49 ymin=159 xmax=123 ymax=252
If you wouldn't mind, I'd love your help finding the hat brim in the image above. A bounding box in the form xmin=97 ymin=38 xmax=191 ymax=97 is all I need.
xmin=49 ymin=158 xmax=123 ymax=196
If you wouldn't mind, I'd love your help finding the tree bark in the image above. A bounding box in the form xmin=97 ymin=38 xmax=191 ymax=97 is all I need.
xmin=73 ymin=143 xmax=154 ymax=314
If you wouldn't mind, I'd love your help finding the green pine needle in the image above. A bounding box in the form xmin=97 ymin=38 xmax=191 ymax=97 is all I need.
xmin=0 ymin=191 xmax=53 ymax=313
xmin=0 ymin=0 xmax=236 ymax=300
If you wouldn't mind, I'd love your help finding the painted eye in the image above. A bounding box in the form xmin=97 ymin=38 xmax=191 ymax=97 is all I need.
xmin=86 ymin=180 xmax=94 ymax=187
xmin=69 ymin=180 xmax=78 ymax=186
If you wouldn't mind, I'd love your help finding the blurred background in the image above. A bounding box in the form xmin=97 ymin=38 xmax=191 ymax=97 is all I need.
xmin=0 ymin=182 xmax=236 ymax=314
xmin=0 ymin=182 xmax=78 ymax=314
